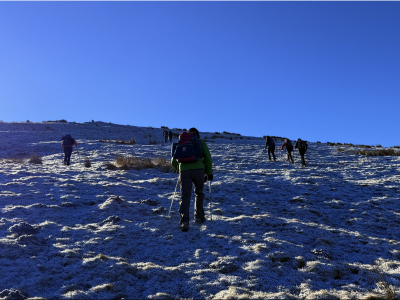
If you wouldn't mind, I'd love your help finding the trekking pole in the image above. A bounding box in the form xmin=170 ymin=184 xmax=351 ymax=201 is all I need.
xmin=286 ymin=149 xmax=289 ymax=165
xmin=77 ymin=147 xmax=83 ymax=166
xmin=168 ymin=176 xmax=180 ymax=218
xmin=282 ymin=145 xmax=285 ymax=162
xmin=292 ymin=150 xmax=295 ymax=165
xmin=209 ymin=181 xmax=213 ymax=221
xmin=75 ymin=147 xmax=79 ymax=165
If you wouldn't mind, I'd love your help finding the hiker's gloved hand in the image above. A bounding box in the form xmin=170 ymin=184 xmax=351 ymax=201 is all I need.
xmin=207 ymin=174 xmax=213 ymax=181
xmin=204 ymin=175 xmax=208 ymax=183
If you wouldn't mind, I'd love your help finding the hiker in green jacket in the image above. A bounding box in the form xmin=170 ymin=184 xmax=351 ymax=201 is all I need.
xmin=171 ymin=128 xmax=213 ymax=232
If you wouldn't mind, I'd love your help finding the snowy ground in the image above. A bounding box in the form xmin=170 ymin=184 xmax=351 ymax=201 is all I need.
xmin=0 ymin=121 xmax=399 ymax=300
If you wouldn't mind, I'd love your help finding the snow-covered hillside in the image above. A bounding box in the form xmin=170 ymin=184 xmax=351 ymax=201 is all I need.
xmin=0 ymin=121 xmax=399 ymax=300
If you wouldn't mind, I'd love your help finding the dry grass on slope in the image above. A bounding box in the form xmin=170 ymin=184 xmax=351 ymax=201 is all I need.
xmin=84 ymin=157 xmax=91 ymax=168
xmin=29 ymin=153 xmax=42 ymax=164
xmin=99 ymin=139 xmax=136 ymax=145
xmin=3 ymin=157 xmax=25 ymax=164
xmin=351 ymin=149 xmax=400 ymax=156
xmin=115 ymin=154 xmax=174 ymax=173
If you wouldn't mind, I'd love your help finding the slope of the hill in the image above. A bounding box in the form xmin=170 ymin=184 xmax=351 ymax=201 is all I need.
xmin=0 ymin=122 xmax=399 ymax=300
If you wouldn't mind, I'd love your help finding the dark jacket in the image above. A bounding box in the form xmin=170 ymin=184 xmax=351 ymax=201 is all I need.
xmin=265 ymin=137 xmax=275 ymax=148
xmin=61 ymin=135 xmax=77 ymax=148
xmin=295 ymin=140 xmax=308 ymax=152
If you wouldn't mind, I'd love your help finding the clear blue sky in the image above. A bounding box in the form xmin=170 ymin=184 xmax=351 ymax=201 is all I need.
xmin=1 ymin=2 xmax=399 ymax=146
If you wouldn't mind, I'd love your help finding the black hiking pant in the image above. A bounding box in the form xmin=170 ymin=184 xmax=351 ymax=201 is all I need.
xmin=63 ymin=147 xmax=73 ymax=165
xmin=267 ymin=146 xmax=276 ymax=161
xmin=179 ymin=168 xmax=205 ymax=224
xmin=286 ymin=145 xmax=294 ymax=163
xmin=299 ymin=149 xmax=306 ymax=167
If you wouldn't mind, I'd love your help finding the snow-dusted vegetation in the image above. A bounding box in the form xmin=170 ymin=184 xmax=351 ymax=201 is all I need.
xmin=0 ymin=121 xmax=399 ymax=299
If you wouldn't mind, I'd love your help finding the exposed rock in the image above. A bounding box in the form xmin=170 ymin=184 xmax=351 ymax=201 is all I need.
xmin=267 ymin=251 xmax=291 ymax=263
xmin=152 ymin=206 xmax=166 ymax=214
xmin=0 ymin=289 xmax=28 ymax=300
xmin=102 ymin=215 xmax=121 ymax=224
xmin=140 ymin=199 xmax=159 ymax=206
xmin=209 ymin=260 xmax=239 ymax=274
xmin=8 ymin=222 xmax=38 ymax=236
xmin=16 ymin=234 xmax=46 ymax=246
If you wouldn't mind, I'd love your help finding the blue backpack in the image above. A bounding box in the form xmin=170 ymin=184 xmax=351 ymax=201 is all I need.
xmin=171 ymin=132 xmax=203 ymax=163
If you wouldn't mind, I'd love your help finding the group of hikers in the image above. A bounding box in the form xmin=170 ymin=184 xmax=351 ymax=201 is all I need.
xmin=265 ymin=136 xmax=308 ymax=167
xmin=61 ymin=129 xmax=307 ymax=232
xmin=169 ymin=130 xmax=308 ymax=232
xmin=163 ymin=130 xmax=173 ymax=143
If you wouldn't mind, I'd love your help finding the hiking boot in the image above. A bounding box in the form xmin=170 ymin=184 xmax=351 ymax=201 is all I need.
xmin=180 ymin=222 xmax=189 ymax=232
xmin=195 ymin=217 xmax=205 ymax=224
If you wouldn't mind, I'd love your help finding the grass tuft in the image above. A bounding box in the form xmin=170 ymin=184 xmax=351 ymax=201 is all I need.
xmin=153 ymin=157 xmax=175 ymax=173
xmin=105 ymin=162 xmax=117 ymax=170
xmin=97 ymin=253 xmax=109 ymax=261
xmin=351 ymin=149 xmax=400 ymax=156
xmin=84 ymin=157 xmax=91 ymax=168
xmin=5 ymin=157 xmax=25 ymax=164
xmin=115 ymin=154 xmax=174 ymax=172
xmin=366 ymin=268 xmax=399 ymax=300
xmin=99 ymin=139 xmax=136 ymax=145
xmin=116 ymin=154 xmax=153 ymax=170
xmin=29 ymin=153 xmax=42 ymax=164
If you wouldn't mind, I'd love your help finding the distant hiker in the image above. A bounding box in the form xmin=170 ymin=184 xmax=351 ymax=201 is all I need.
xmin=61 ymin=134 xmax=77 ymax=166
xmin=295 ymin=138 xmax=308 ymax=167
xmin=280 ymin=138 xmax=294 ymax=163
xmin=265 ymin=136 xmax=276 ymax=161
xmin=163 ymin=130 xmax=168 ymax=143
xmin=171 ymin=127 xmax=213 ymax=232
xmin=168 ymin=130 xmax=173 ymax=142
